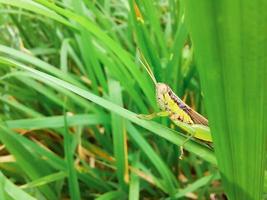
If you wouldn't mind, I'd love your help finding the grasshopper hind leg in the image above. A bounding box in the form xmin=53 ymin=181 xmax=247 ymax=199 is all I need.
xmin=179 ymin=132 xmax=196 ymax=160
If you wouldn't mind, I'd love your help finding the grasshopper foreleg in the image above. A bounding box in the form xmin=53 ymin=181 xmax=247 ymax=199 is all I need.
xmin=137 ymin=111 xmax=169 ymax=120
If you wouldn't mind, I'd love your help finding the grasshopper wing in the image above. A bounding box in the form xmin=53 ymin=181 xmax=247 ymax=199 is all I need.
xmin=186 ymin=107 xmax=209 ymax=126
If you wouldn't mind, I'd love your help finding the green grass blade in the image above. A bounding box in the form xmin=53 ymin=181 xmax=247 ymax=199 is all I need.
xmin=95 ymin=191 xmax=125 ymax=200
xmin=5 ymin=114 xmax=109 ymax=129
xmin=60 ymin=39 xmax=69 ymax=73
xmin=20 ymin=171 xmax=67 ymax=189
xmin=109 ymin=79 xmax=129 ymax=190
xmin=63 ymin=107 xmax=81 ymax=200
xmin=0 ymin=171 xmax=37 ymax=200
xmin=166 ymin=172 xmax=220 ymax=199
xmin=185 ymin=1 xmax=267 ymax=199
xmin=129 ymin=153 xmax=140 ymax=200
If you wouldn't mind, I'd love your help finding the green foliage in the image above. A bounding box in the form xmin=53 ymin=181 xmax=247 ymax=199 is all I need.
xmin=185 ymin=0 xmax=267 ymax=199
xmin=0 ymin=0 xmax=265 ymax=199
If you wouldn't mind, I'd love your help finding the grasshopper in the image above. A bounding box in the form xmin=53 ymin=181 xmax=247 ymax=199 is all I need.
xmin=137 ymin=51 xmax=212 ymax=159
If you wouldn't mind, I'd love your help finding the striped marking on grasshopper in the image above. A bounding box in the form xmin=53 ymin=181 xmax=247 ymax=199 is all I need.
xmin=137 ymin=51 xmax=212 ymax=159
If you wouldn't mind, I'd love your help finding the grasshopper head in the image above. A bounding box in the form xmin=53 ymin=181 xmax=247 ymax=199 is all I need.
xmin=156 ymin=83 xmax=170 ymax=110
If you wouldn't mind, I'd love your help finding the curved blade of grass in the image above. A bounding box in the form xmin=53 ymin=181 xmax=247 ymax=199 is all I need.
xmin=185 ymin=1 xmax=267 ymax=199
xmin=0 ymin=56 xmax=216 ymax=165
xmin=20 ymin=171 xmax=67 ymax=189
xmin=5 ymin=114 xmax=109 ymax=129
xmin=9 ymin=72 xmax=98 ymax=113
xmin=108 ymin=79 xmax=129 ymax=190
xmin=166 ymin=172 xmax=220 ymax=199
xmin=0 ymin=171 xmax=37 ymax=200
xmin=95 ymin=190 xmax=126 ymax=200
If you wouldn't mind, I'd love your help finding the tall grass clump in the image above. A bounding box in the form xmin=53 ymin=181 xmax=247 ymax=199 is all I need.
xmin=0 ymin=0 xmax=266 ymax=199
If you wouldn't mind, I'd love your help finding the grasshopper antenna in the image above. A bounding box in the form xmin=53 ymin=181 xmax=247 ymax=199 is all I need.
xmin=137 ymin=49 xmax=157 ymax=85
